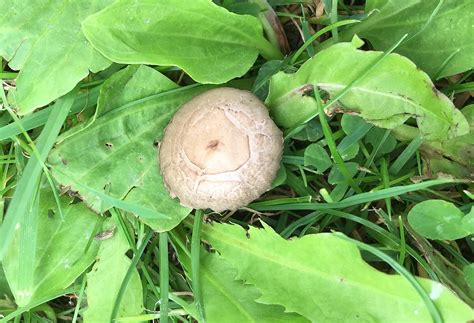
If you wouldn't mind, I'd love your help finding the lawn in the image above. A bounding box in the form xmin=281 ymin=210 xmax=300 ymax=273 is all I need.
xmin=0 ymin=0 xmax=473 ymax=322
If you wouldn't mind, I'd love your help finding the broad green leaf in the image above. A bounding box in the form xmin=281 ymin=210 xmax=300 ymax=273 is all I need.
xmin=82 ymin=0 xmax=281 ymax=85
xmin=200 ymin=254 xmax=308 ymax=322
xmin=84 ymin=220 xmax=143 ymax=322
xmin=49 ymin=65 xmax=208 ymax=231
xmin=303 ymin=143 xmax=332 ymax=173
xmin=407 ymin=200 xmax=474 ymax=240
xmin=3 ymin=189 xmax=100 ymax=307
xmin=202 ymin=222 xmax=473 ymax=322
xmin=173 ymin=239 xmax=308 ymax=323
xmin=341 ymin=0 xmax=474 ymax=78
xmin=0 ymin=0 xmax=112 ymax=114
xmin=266 ymin=41 xmax=469 ymax=141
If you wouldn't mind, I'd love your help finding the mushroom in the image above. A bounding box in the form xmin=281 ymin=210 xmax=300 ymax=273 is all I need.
xmin=159 ymin=87 xmax=283 ymax=212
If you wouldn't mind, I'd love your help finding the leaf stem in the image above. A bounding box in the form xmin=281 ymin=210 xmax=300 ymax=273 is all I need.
xmin=250 ymin=0 xmax=288 ymax=54
xmin=258 ymin=38 xmax=284 ymax=61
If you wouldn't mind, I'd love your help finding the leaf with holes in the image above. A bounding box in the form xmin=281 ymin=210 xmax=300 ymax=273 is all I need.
xmin=0 ymin=0 xmax=113 ymax=114
xmin=2 ymin=189 xmax=100 ymax=307
xmin=201 ymin=222 xmax=473 ymax=322
xmin=341 ymin=0 xmax=474 ymax=78
xmin=391 ymin=105 xmax=474 ymax=179
xmin=49 ymin=65 xmax=210 ymax=231
xmin=266 ymin=40 xmax=469 ymax=141
xmin=84 ymin=220 xmax=143 ymax=321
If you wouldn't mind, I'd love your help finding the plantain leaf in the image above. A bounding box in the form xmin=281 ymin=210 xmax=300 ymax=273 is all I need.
xmin=201 ymin=222 xmax=473 ymax=322
xmin=407 ymin=200 xmax=474 ymax=240
xmin=3 ymin=189 xmax=100 ymax=307
xmin=341 ymin=0 xmax=474 ymax=78
xmin=0 ymin=0 xmax=113 ymax=114
xmin=82 ymin=0 xmax=281 ymax=85
xmin=49 ymin=65 xmax=209 ymax=231
xmin=84 ymin=220 xmax=143 ymax=322
xmin=266 ymin=40 xmax=469 ymax=141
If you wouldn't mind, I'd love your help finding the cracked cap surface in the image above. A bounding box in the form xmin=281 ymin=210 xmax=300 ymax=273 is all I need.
xmin=159 ymin=87 xmax=283 ymax=212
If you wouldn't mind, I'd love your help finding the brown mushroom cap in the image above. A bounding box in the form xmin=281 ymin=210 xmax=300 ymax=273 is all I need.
xmin=159 ymin=87 xmax=283 ymax=212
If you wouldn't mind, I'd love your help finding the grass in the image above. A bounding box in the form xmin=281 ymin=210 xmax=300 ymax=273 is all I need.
xmin=0 ymin=89 xmax=76 ymax=259
xmin=0 ymin=0 xmax=473 ymax=322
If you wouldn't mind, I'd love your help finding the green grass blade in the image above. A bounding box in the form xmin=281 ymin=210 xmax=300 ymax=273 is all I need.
xmin=159 ymin=232 xmax=169 ymax=323
xmin=191 ymin=210 xmax=206 ymax=322
xmin=250 ymin=178 xmax=458 ymax=211
xmin=285 ymin=33 xmax=408 ymax=139
xmin=16 ymin=186 xmax=40 ymax=307
xmin=389 ymin=136 xmax=423 ymax=175
xmin=0 ymin=287 xmax=78 ymax=322
xmin=72 ymin=275 xmax=87 ymax=323
xmin=315 ymin=89 xmax=361 ymax=193
xmin=0 ymin=86 xmax=100 ymax=141
xmin=441 ymin=81 xmax=474 ymax=95
xmin=337 ymin=122 xmax=373 ymax=155
xmin=365 ymin=129 xmax=391 ymax=168
xmin=110 ymin=229 xmax=153 ymax=322
xmin=300 ymin=4 xmax=315 ymax=58
xmin=1 ymin=103 xmax=65 ymax=223
xmin=330 ymin=0 xmax=339 ymax=42
xmin=110 ymin=208 xmax=136 ymax=251
xmin=398 ymin=216 xmax=407 ymax=266
xmin=52 ymin=171 xmax=171 ymax=220
xmin=380 ymin=158 xmax=392 ymax=220
xmin=290 ymin=19 xmax=360 ymax=64
xmin=0 ymin=90 xmax=75 ymax=260
xmin=321 ymin=209 xmax=438 ymax=280
xmin=0 ymin=72 xmax=17 ymax=79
